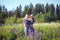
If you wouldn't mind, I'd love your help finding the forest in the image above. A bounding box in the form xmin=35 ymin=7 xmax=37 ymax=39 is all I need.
xmin=0 ymin=3 xmax=60 ymax=24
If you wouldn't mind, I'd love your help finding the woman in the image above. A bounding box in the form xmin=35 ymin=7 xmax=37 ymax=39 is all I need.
xmin=23 ymin=14 xmax=35 ymax=39
xmin=23 ymin=14 xmax=30 ymax=36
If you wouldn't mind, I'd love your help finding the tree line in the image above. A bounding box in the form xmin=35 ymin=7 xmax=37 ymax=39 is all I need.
xmin=0 ymin=3 xmax=60 ymax=24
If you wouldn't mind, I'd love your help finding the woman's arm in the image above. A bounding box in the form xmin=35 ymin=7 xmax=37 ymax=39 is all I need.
xmin=23 ymin=19 xmax=26 ymax=27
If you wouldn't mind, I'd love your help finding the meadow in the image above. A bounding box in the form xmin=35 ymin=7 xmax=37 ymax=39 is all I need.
xmin=0 ymin=23 xmax=60 ymax=40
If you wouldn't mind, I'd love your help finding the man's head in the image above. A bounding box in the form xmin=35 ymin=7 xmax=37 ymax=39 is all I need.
xmin=30 ymin=14 xmax=34 ymax=18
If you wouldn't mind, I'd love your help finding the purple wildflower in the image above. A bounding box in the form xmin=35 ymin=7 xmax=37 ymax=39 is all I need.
xmin=36 ymin=30 xmax=40 ymax=40
xmin=29 ymin=29 xmax=34 ymax=40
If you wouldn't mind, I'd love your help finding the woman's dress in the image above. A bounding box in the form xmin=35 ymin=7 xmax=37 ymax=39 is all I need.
xmin=24 ymin=19 xmax=34 ymax=35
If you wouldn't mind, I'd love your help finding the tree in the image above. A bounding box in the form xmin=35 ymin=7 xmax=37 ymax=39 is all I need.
xmin=50 ymin=4 xmax=55 ymax=15
xmin=58 ymin=5 xmax=60 ymax=20
xmin=0 ymin=5 xmax=7 ymax=24
xmin=45 ymin=3 xmax=50 ymax=13
xmin=15 ymin=5 xmax=22 ymax=18
xmin=56 ymin=4 xmax=59 ymax=15
xmin=8 ymin=11 xmax=14 ymax=17
xmin=18 ymin=4 xmax=22 ymax=17
xmin=15 ymin=7 xmax=20 ymax=18
xmin=0 ymin=4 xmax=2 ymax=13
xmin=2 ymin=5 xmax=8 ymax=18
xmin=23 ymin=5 xmax=29 ymax=17
xmin=35 ymin=3 xmax=42 ymax=14
xmin=29 ymin=3 xmax=34 ymax=14
xmin=42 ymin=4 xmax=45 ymax=14
xmin=56 ymin=4 xmax=59 ymax=19
xmin=0 ymin=4 xmax=2 ymax=24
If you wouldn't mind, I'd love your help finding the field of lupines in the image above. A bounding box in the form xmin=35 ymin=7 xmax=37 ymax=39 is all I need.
xmin=0 ymin=23 xmax=60 ymax=40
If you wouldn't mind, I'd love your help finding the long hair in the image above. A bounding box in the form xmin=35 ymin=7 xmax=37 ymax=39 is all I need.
xmin=30 ymin=14 xmax=35 ymax=22
xmin=24 ymin=13 xmax=30 ymax=19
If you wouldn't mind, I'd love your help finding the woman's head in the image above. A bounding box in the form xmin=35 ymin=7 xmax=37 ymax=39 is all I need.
xmin=24 ymin=14 xmax=30 ymax=19
xmin=24 ymin=13 xmax=34 ymax=20
xmin=30 ymin=14 xmax=35 ymax=22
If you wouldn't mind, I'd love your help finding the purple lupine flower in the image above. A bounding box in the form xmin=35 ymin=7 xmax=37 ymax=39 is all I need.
xmin=36 ymin=30 xmax=40 ymax=40
xmin=29 ymin=29 xmax=34 ymax=40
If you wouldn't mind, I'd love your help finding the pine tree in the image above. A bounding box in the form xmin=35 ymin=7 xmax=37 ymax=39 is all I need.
xmin=45 ymin=3 xmax=50 ymax=13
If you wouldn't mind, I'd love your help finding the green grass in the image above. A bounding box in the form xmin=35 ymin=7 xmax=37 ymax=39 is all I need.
xmin=0 ymin=23 xmax=60 ymax=40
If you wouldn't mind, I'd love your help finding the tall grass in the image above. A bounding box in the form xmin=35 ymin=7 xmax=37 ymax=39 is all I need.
xmin=0 ymin=23 xmax=60 ymax=40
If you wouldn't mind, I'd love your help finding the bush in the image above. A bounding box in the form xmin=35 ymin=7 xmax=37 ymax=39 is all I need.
xmin=16 ymin=18 xmax=23 ymax=23
xmin=5 ymin=16 xmax=17 ymax=24
xmin=35 ymin=13 xmax=45 ymax=23
xmin=35 ymin=12 xmax=58 ymax=23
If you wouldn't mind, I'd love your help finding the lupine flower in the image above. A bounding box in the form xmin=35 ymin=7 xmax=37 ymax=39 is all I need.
xmin=29 ymin=29 xmax=34 ymax=40
xmin=36 ymin=30 xmax=40 ymax=40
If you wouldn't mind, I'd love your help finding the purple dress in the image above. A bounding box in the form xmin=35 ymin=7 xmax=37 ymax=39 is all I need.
xmin=24 ymin=19 xmax=34 ymax=35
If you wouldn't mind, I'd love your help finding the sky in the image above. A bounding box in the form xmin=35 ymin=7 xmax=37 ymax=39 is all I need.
xmin=0 ymin=0 xmax=60 ymax=11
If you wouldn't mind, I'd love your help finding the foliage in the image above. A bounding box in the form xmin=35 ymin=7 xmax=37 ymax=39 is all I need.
xmin=5 ymin=15 xmax=17 ymax=24
xmin=0 ymin=3 xmax=60 ymax=24
xmin=0 ymin=5 xmax=7 ymax=24
xmin=35 ymin=3 xmax=42 ymax=14
xmin=14 ymin=4 xmax=22 ymax=18
xmin=0 ymin=23 xmax=60 ymax=40
xmin=35 ymin=12 xmax=58 ymax=23
xmin=16 ymin=18 xmax=23 ymax=23
xmin=5 ymin=15 xmax=23 ymax=24
xmin=45 ymin=3 xmax=50 ymax=13
xmin=50 ymin=4 xmax=55 ymax=15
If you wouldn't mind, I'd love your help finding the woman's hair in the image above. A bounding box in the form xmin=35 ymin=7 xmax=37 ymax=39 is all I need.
xmin=30 ymin=14 xmax=35 ymax=22
xmin=24 ymin=13 xmax=30 ymax=19
xmin=30 ymin=14 xmax=34 ymax=17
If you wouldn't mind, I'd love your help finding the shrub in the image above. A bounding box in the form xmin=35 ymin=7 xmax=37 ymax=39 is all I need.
xmin=5 ymin=16 xmax=17 ymax=24
xmin=35 ymin=13 xmax=45 ymax=23
xmin=35 ymin=12 xmax=58 ymax=23
xmin=16 ymin=18 xmax=23 ymax=23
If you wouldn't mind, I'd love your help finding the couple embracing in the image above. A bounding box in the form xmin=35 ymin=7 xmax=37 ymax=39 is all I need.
xmin=23 ymin=13 xmax=35 ymax=40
